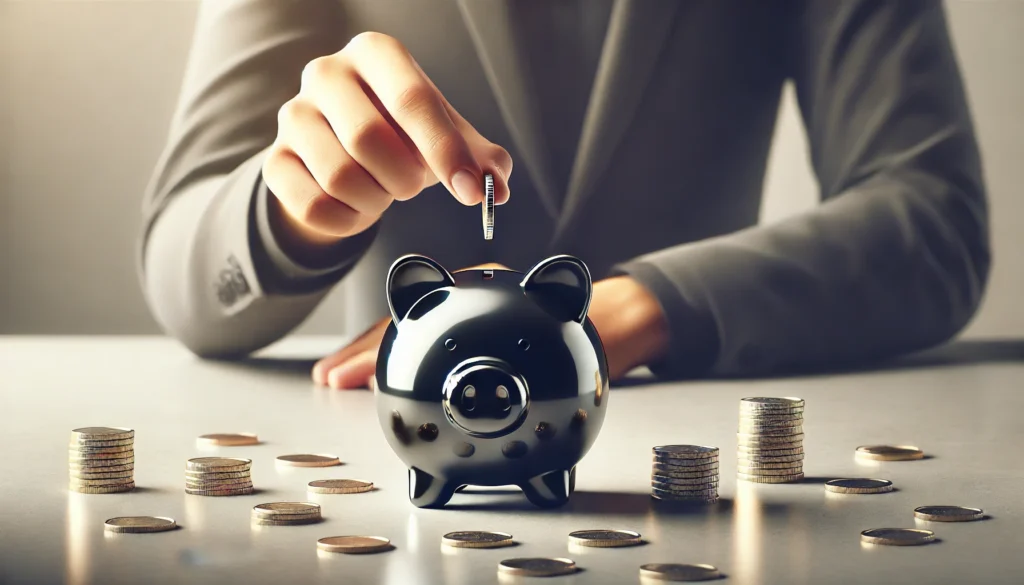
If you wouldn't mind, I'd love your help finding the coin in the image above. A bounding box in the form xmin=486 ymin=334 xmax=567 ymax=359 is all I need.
xmin=855 ymin=445 xmax=924 ymax=461
xmin=482 ymin=173 xmax=495 ymax=240
xmin=736 ymin=472 xmax=804 ymax=483
xmin=104 ymin=516 xmax=177 ymax=534
xmin=651 ymin=482 xmax=719 ymax=496
xmin=71 ymin=469 xmax=134 ymax=480
xmin=186 ymin=479 xmax=253 ymax=490
xmin=252 ymin=502 xmax=320 ymax=517
xmin=860 ymin=528 xmax=935 ymax=546
xmin=69 ymin=437 xmax=135 ymax=448
xmin=739 ymin=397 xmax=804 ymax=410
xmin=70 ymin=427 xmax=134 ymax=441
xmin=498 ymin=558 xmax=576 ymax=577
xmin=736 ymin=452 xmax=804 ymax=463
xmin=568 ymin=529 xmax=642 ymax=548
xmin=184 ymin=470 xmax=251 ymax=480
xmin=275 ymin=454 xmax=341 ymax=467
xmin=652 ymin=475 xmax=720 ymax=487
xmin=653 ymin=445 xmax=719 ymax=459
xmin=185 ymin=486 xmax=254 ymax=496
xmin=196 ymin=433 xmax=259 ymax=447
xmin=68 ymin=450 xmax=135 ymax=460
xmin=442 ymin=531 xmax=514 ymax=548
xmin=69 ymin=444 xmax=134 ymax=454
xmin=317 ymin=536 xmax=392 ymax=554
xmin=736 ymin=436 xmax=804 ymax=449
xmin=738 ymin=417 xmax=803 ymax=428
xmin=913 ymin=506 xmax=984 ymax=522
xmin=186 ymin=457 xmax=252 ymax=472
xmin=736 ymin=466 xmax=804 ymax=476
xmin=639 ymin=563 xmax=721 ymax=582
xmin=825 ymin=478 xmax=893 ymax=494
xmin=252 ymin=515 xmax=322 ymax=526
xmin=651 ymin=466 xmax=719 ymax=479
xmin=69 ymin=462 xmax=134 ymax=474
xmin=734 ymin=459 xmax=804 ymax=470
xmin=71 ymin=482 xmax=135 ymax=494
xmin=70 ymin=476 xmax=138 ymax=487
xmin=307 ymin=479 xmax=374 ymax=494
xmin=650 ymin=488 xmax=719 ymax=503
xmin=737 ymin=425 xmax=803 ymax=437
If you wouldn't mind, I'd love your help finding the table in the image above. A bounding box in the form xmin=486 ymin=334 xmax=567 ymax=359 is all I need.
xmin=1 ymin=336 xmax=1022 ymax=585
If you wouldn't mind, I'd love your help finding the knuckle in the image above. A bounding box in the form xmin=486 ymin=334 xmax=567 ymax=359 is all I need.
xmin=276 ymin=98 xmax=309 ymax=128
xmin=489 ymin=144 xmax=513 ymax=175
xmin=346 ymin=117 xmax=391 ymax=154
xmin=321 ymin=161 xmax=359 ymax=197
xmin=300 ymin=56 xmax=335 ymax=87
xmin=346 ymin=31 xmax=401 ymax=56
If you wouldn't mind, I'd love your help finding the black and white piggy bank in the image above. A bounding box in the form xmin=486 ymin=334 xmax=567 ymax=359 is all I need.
xmin=374 ymin=254 xmax=610 ymax=508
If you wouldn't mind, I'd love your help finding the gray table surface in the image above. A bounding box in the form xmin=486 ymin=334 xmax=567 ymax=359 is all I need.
xmin=1 ymin=336 xmax=1022 ymax=585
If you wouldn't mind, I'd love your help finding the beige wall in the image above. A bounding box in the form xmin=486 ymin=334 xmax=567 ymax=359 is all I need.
xmin=1 ymin=0 xmax=1022 ymax=338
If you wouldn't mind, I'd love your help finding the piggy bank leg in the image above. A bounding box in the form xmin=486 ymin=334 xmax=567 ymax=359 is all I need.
xmin=408 ymin=467 xmax=456 ymax=508
xmin=569 ymin=466 xmax=577 ymax=493
xmin=521 ymin=469 xmax=572 ymax=508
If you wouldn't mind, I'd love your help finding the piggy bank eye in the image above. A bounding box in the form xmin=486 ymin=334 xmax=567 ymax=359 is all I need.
xmin=444 ymin=338 xmax=457 ymax=351
xmin=518 ymin=339 xmax=530 ymax=351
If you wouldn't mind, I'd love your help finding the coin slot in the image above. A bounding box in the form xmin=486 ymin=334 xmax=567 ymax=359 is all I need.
xmin=496 ymin=385 xmax=511 ymax=412
xmin=462 ymin=385 xmax=476 ymax=411
xmin=483 ymin=270 xmax=494 ymax=280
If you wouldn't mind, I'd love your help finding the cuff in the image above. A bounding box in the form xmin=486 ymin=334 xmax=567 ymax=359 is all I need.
xmin=610 ymin=259 xmax=721 ymax=379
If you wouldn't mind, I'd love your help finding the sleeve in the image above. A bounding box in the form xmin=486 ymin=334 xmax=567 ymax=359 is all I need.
xmin=613 ymin=0 xmax=990 ymax=377
xmin=138 ymin=0 xmax=378 ymax=358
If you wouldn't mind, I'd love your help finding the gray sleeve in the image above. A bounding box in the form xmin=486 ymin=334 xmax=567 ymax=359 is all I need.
xmin=614 ymin=0 xmax=990 ymax=377
xmin=138 ymin=0 xmax=377 ymax=358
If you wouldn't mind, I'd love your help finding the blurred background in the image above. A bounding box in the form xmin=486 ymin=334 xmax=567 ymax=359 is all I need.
xmin=1 ymin=0 xmax=1021 ymax=338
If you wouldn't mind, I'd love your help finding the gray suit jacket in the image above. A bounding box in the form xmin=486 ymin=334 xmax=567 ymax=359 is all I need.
xmin=140 ymin=0 xmax=989 ymax=378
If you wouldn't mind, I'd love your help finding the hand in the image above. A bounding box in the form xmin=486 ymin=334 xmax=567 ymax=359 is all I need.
xmin=262 ymin=32 xmax=513 ymax=251
xmin=311 ymin=272 xmax=669 ymax=389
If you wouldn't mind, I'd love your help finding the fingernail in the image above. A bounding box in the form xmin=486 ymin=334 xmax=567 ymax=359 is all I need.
xmin=450 ymin=169 xmax=478 ymax=205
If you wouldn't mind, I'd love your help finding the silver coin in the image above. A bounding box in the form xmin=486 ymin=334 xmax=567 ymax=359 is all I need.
xmin=860 ymin=528 xmax=935 ymax=546
xmin=568 ymin=529 xmax=642 ymax=548
xmin=186 ymin=457 xmax=252 ymax=472
xmin=68 ymin=450 xmax=135 ymax=460
xmin=651 ymin=467 xmax=720 ymax=479
xmin=69 ymin=444 xmax=134 ymax=454
xmin=736 ymin=445 xmax=804 ymax=456
xmin=70 ymin=427 xmax=134 ymax=441
xmin=184 ymin=470 xmax=251 ymax=480
xmin=185 ymin=486 xmax=254 ymax=496
xmin=650 ymin=487 xmax=719 ymax=503
xmin=69 ymin=462 xmax=134 ymax=474
xmin=738 ymin=415 xmax=803 ymax=426
xmin=652 ymin=475 xmax=720 ymax=487
xmin=734 ymin=457 xmax=804 ymax=469
xmin=739 ymin=397 xmax=804 ymax=410
xmin=498 ymin=558 xmax=577 ymax=577
xmin=639 ymin=563 xmax=721 ymax=582
xmin=652 ymin=445 xmax=719 ymax=459
xmin=186 ymin=475 xmax=253 ymax=486
xmin=482 ymin=173 xmax=495 ymax=240
xmin=442 ymin=531 xmax=514 ymax=548
xmin=650 ymin=482 xmax=719 ymax=496
xmin=652 ymin=458 xmax=720 ymax=469
xmin=70 ymin=469 xmax=135 ymax=480
xmin=736 ymin=452 xmax=804 ymax=463
xmin=825 ymin=478 xmax=893 ymax=494
xmin=737 ymin=472 xmax=804 ymax=483
xmin=736 ymin=466 xmax=804 ymax=476
xmin=737 ymin=435 xmax=804 ymax=448
xmin=70 ymin=476 xmax=138 ymax=487
xmin=104 ymin=516 xmax=177 ymax=534
xmin=252 ymin=502 xmax=321 ymax=517
xmin=737 ymin=425 xmax=804 ymax=437
xmin=913 ymin=506 xmax=984 ymax=522
xmin=69 ymin=437 xmax=135 ymax=448
xmin=70 ymin=482 xmax=136 ymax=494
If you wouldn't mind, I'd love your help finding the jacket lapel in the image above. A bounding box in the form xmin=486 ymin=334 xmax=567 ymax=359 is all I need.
xmin=456 ymin=0 xmax=562 ymax=220
xmin=552 ymin=0 xmax=680 ymax=246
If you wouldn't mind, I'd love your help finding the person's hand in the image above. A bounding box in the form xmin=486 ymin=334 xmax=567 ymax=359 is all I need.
xmin=311 ymin=272 xmax=670 ymax=389
xmin=262 ymin=32 xmax=513 ymax=251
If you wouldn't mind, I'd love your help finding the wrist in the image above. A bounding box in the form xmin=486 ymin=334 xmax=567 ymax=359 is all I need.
xmin=267 ymin=193 xmax=350 ymax=268
xmin=589 ymin=276 xmax=670 ymax=378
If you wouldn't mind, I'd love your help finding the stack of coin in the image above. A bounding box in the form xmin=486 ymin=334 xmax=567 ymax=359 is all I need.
xmin=185 ymin=457 xmax=253 ymax=496
xmin=651 ymin=445 xmax=719 ymax=503
xmin=251 ymin=502 xmax=321 ymax=525
xmin=68 ymin=427 xmax=136 ymax=494
xmin=737 ymin=397 xmax=805 ymax=483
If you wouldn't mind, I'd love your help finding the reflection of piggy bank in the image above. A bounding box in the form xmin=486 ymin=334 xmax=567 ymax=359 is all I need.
xmin=374 ymin=254 xmax=609 ymax=508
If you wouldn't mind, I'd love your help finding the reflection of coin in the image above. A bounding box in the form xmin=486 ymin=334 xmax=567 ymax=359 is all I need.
xmin=317 ymin=536 xmax=392 ymax=554
xmin=71 ymin=427 xmax=134 ymax=441
xmin=196 ymin=433 xmax=259 ymax=447
xmin=186 ymin=457 xmax=252 ymax=472
xmin=568 ymin=530 xmax=642 ymax=548
xmin=252 ymin=502 xmax=320 ymax=517
xmin=860 ymin=528 xmax=935 ymax=546
xmin=104 ymin=516 xmax=177 ymax=533
xmin=482 ymin=173 xmax=495 ymax=240
xmin=913 ymin=506 xmax=984 ymax=522
xmin=639 ymin=563 xmax=721 ymax=581
xmin=652 ymin=445 xmax=719 ymax=460
xmin=855 ymin=445 xmax=924 ymax=461
xmin=498 ymin=558 xmax=576 ymax=577
xmin=442 ymin=531 xmax=514 ymax=548
xmin=307 ymin=479 xmax=373 ymax=494
xmin=275 ymin=454 xmax=341 ymax=467
xmin=825 ymin=478 xmax=893 ymax=494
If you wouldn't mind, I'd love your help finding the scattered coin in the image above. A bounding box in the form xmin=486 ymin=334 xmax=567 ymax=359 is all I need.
xmin=185 ymin=457 xmax=252 ymax=472
xmin=825 ymin=478 xmax=894 ymax=494
xmin=855 ymin=445 xmax=924 ymax=461
xmin=913 ymin=506 xmax=984 ymax=522
xmin=196 ymin=433 xmax=259 ymax=447
xmin=568 ymin=529 xmax=642 ymax=548
xmin=104 ymin=516 xmax=177 ymax=534
xmin=275 ymin=454 xmax=341 ymax=467
xmin=442 ymin=531 xmax=514 ymax=548
xmin=307 ymin=479 xmax=374 ymax=494
xmin=70 ymin=427 xmax=134 ymax=442
xmin=252 ymin=502 xmax=320 ymax=517
xmin=482 ymin=173 xmax=495 ymax=240
xmin=317 ymin=536 xmax=392 ymax=554
xmin=69 ymin=427 xmax=135 ymax=494
xmin=639 ymin=563 xmax=721 ymax=582
xmin=498 ymin=558 xmax=577 ymax=577
xmin=860 ymin=528 xmax=936 ymax=546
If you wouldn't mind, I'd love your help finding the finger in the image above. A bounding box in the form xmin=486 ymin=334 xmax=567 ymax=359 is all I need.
xmin=262 ymin=145 xmax=361 ymax=237
xmin=311 ymin=318 xmax=389 ymax=385
xmin=345 ymin=33 xmax=482 ymax=205
xmin=281 ymin=100 xmax=393 ymax=218
xmin=302 ymin=58 xmax=426 ymax=201
xmin=327 ymin=349 xmax=378 ymax=390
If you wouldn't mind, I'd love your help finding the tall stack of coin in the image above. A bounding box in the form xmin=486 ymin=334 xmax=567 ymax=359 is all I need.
xmin=185 ymin=457 xmax=253 ymax=496
xmin=737 ymin=397 xmax=805 ymax=483
xmin=650 ymin=445 xmax=719 ymax=503
xmin=68 ymin=427 xmax=136 ymax=494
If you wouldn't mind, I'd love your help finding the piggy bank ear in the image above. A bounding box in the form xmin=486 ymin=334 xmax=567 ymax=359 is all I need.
xmin=520 ymin=255 xmax=593 ymax=323
xmin=386 ymin=255 xmax=455 ymax=324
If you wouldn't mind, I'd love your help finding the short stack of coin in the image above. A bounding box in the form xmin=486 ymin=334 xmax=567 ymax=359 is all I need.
xmin=737 ymin=397 xmax=805 ymax=483
xmin=185 ymin=457 xmax=253 ymax=496
xmin=251 ymin=502 xmax=321 ymax=525
xmin=69 ymin=427 xmax=136 ymax=494
xmin=651 ymin=445 xmax=720 ymax=503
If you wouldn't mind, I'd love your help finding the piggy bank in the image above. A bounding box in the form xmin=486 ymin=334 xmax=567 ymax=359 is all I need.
xmin=374 ymin=254 xmax=609 ymax=508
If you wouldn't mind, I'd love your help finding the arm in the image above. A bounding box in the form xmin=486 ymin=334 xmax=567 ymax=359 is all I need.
xmin=614 ymin=0 xmax=989 ymax=377
xmin=139 ymin=0 xmax=377 ymax=358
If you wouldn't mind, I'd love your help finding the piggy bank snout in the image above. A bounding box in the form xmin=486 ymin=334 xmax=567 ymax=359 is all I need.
xmin=443 ymin=358 xmax=529 ymax=438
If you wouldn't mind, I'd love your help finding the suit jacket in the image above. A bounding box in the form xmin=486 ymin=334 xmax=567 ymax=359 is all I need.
xmin=139 ymin=0 xmax=989 ymax=377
